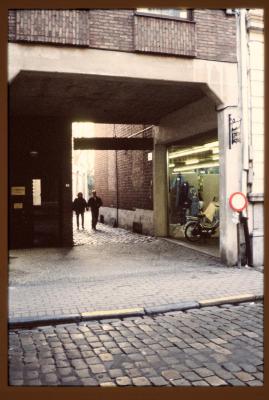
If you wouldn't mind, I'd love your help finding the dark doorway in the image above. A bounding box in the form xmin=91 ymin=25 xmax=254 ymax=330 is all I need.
xmin=31 ymin=177 xmax=61 ymax=246
xmin=8 ymin=117 xmax=65 ymax=248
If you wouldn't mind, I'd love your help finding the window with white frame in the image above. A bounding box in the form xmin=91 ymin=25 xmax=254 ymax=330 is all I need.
xmin=136 ymin=8 xmax=191 ymax=20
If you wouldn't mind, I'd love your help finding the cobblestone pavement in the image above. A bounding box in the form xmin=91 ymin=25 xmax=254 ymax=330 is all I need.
xmin=9 ymin=301 xmax=264 ymax=386
xmin=9 ymin=219 xmax=263 ymax=319
xmin=74 ymin=216 xmax=219 ymax=258
xmin=73 ymin=214 xmax=156 ymax=246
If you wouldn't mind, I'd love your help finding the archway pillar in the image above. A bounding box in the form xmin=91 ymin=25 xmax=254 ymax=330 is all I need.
xmin=217 ymin=106 xmax=242 ymax=266
xmin=153 ymin=140 xmax=168 ymax=237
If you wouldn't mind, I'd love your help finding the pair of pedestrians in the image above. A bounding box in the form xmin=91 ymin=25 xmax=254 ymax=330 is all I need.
xmin=72 ymin=190 xmax=102 ymax=230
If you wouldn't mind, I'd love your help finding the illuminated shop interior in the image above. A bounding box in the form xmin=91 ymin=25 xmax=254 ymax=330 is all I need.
xmin=168 ymin=140 xmax=220 ymax=242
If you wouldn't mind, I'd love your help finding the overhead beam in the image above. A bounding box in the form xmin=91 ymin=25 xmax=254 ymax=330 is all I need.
xmin=74 ymin=137 xmax=154 ymax=150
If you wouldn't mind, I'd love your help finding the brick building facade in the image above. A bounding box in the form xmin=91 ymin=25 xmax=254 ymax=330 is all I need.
xmin=8 ymin=7 xmax=238 ymax=247
xmin=9 ymin=8 xmax=263 ymax=267
xmin=8 ymin=9 xmax=236 ymax=62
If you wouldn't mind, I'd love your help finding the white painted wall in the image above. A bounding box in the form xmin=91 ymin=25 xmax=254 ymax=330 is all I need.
xmin=155 ymin=97 xmax=217 ymax=145
xmin=8 ymin=43 xmax=238 ymax=106
xmin=248 ymin=12 xmax=264 ymax=194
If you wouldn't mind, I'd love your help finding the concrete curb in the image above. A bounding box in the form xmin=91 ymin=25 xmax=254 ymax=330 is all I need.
xmin=198 ymin=294 xmax=263 ymax=307
xmin=8 ymin=294 xmax=263 ymax=330
xmin=9 ymin=314 xmax=81 ymax=330
xmin=81 ymin=308 xmax=145 ymax=320
xmin=8 ymin=309 xmax=145 ymax=330
xmin=145 ymin=301 xmax=199 ymax=315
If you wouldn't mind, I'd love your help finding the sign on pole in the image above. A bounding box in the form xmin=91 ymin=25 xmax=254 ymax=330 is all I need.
xmin=229 ymin=192 xmax=248 ymax=212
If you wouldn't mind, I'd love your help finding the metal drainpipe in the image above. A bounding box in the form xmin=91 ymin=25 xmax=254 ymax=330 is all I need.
xmin=238 ymin=9 xmax=250 ymax=195
xmin=114 ymin=124 xmax=119 ymax=227
xmin=237 ymin=9 xmax=252 ymax=265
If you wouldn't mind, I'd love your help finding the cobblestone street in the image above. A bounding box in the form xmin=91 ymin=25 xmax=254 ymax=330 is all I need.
xmin=6 ymin=6 xmax=265 ymax=396
xmin=8 ymin=218 xmax=263 ymax=321
xmin=8 ymin=218 xmax=264 ymax=388
xmin=9 ymin=301 xmax=263 ymax=387
xmin=73 ymin=213 xmax=156 ymax=246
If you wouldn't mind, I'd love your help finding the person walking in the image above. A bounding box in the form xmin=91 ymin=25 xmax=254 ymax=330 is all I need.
xmin=72 ymin=192 xmax=88 ymax=230
xmin=88 ymin=190 xmax=103 ymax=231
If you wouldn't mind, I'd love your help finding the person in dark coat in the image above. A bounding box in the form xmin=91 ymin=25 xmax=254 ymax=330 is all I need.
xmin=72 ymin=192 xmax=88 ymax=230
xmin=88 ymin=190 xmax=103 ymax=230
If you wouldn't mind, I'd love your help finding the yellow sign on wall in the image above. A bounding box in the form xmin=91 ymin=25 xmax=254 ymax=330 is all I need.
xmin=11 ymin=186 xmax=26 ymax=196
xmin=13 ymin=203 xmax=23 ymax=209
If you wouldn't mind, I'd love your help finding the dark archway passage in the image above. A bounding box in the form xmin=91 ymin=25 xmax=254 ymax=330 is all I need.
xmin=9 ymin=70 xmax=207 ymax=249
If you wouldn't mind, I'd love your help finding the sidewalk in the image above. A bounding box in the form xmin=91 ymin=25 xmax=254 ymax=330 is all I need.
xmin=8 ymin=219 xmax=263 ymax=325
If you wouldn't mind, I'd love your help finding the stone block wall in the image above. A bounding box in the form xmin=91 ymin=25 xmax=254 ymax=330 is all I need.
xmin=246 ymin=9 xmax=264 ymax=267
xmin=247 ymin=10 xmax=264 ymax=194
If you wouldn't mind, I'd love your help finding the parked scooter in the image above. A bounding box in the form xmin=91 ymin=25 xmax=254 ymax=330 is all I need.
xmin=184 ymin=200 xmax=219 ymax=242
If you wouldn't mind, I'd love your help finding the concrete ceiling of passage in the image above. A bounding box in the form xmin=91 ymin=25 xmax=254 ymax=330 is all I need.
xmin=9 ymin=71 xmax=206 ymax=124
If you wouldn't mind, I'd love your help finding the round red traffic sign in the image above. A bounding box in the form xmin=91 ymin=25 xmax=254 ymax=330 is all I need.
xmin=229 ymin=192 xmax=248 ymax=212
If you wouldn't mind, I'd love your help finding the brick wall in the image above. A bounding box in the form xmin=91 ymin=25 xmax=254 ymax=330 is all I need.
xmin=89 ymin=9 xmax=134 ymax=51
xmin=8 ymin=9 xmax=237 ymax=63
xmin=93 ymin=125 xmax=116 ymax=208
xmin=12 ymin=10 xmax=89 ymax=46
xmin=134 ymin=15 xmax=196 ymax=56
xmin=94 ymin=124 xmax=153 ymax=211
xmin=8 ymin=10 xmax=16 ymax=40
xmin=194 ymin=9 xmax=237 ymax=62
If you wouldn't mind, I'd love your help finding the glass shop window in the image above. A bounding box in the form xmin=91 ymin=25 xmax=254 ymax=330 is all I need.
xmin=32 ymin=179 xmax=41 ymax=206
xmin=168 ymin=140 xmax=220 ymax=227
xmin=136 ymin=8 xmax=191 ymax=20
